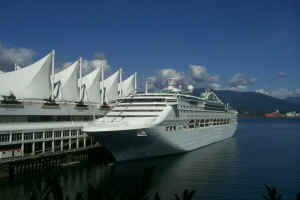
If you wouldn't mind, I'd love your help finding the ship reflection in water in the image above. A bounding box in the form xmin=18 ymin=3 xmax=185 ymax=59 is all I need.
xmin=112 ymin=138 xmax=238 ymax=200
xmin=0 ymin=138 xmax=238 ymax=200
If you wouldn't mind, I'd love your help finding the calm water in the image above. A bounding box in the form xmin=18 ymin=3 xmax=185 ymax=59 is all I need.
xmin=0 ymin=118 xmax=299 ymax=200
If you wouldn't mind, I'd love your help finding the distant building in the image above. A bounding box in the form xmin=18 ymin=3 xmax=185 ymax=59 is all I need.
xmin=286 ymin=111 xmax=299 ymax=118
xmin=265 ymin=110 xmax=282 ymax=118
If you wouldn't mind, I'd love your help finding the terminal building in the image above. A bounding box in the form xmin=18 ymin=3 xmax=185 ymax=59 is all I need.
xmin=0 ymin=50 xmax=136 ymax=160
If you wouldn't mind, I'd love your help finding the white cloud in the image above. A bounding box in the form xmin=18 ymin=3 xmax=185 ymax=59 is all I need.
xmin=59 ymin=58 xmax=110 ymax=76
xmin=270 ymin=88 xmax=300 ymax=99
xmin=256 ymin=89 xmax=269 ymax=95
xmin=210 ymin=83 xmax=222 ymax=90
xmin=81 ymin=59 xmax=110 ymax=76
xmin=146 ymin=68 xmax=184 ymax=89
xmin=146 ymin=65 xmax=221 ymax=90
xmin=0 ymin=43 xmax=35 ymax=71
xmin=190 ymin=65 xmax=219 ymax=83
xmin=228 ymin=73 xmax=256 ymax=90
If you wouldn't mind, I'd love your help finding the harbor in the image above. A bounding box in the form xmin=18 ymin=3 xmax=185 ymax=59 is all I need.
xmin=0 ymin=118 xmax=299 ymax=200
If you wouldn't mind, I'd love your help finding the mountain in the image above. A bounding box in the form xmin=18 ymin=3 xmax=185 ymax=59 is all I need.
xmin=285 ymin=97 xmax=300 ymax=105
xmin=193 ymin=89 xmax=300 ymax=116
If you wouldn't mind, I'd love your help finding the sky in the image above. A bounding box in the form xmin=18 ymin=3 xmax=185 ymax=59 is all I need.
xmin=0 ymin=0 xmax=299 ymax=98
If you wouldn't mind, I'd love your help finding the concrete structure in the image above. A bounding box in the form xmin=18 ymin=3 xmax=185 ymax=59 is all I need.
xmin=0 ymin=124 xmax=97 ymax=162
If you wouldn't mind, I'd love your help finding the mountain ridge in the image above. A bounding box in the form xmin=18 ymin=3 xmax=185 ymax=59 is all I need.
xmin=193 ymin=89 xmax=300 ymax=116
xmin=285 ymin=97 xmax=300 ymax=105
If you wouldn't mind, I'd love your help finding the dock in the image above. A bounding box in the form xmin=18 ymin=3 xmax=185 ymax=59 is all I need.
xmin=0 ymin=127 xmax=103 ymax=177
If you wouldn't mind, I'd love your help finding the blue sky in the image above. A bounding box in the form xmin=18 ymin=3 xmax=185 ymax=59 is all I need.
xmin=0 ymin=0 xmax=299 ymax=98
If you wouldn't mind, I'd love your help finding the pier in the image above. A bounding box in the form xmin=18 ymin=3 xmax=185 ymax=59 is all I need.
xmin=0 ymin=127 xmax=103 ymax=177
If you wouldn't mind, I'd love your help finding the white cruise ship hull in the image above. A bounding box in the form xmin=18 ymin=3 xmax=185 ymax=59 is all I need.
xmin=93 ymin=122 xmax=237 ymax=162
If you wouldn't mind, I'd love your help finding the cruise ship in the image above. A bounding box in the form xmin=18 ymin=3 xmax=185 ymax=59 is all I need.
xmin=83 ymin=80 xmax=238 ymax=162
xmin=0 ymin=50 xmax=136 ymax=158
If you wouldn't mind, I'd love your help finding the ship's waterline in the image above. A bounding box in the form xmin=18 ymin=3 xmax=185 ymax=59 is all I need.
xmin=93 ymin=123 xmax=237 ymax=162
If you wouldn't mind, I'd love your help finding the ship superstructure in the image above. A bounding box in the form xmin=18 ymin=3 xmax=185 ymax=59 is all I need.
xmin=83 ymin=80 xmax=238 ymax=162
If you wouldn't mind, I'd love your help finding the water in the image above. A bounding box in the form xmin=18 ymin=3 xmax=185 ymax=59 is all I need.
xmin=0 ymin=118 xmax=299 ymax=200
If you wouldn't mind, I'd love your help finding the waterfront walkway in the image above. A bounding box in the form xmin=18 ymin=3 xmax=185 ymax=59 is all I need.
xmin=0 ymin=126 xmax=100 ymax=165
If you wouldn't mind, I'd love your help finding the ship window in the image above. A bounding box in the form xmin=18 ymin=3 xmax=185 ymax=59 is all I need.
xmin=167 ymin=99 xmax=177 ymax=102
xmin=173 ymin=126 xmax=176 ymax=130
xmin=119 ymin=98 xmax=166 ymax=103
xmin=213 ymin=119 xmax=217 ymax=126
xmin=189 ymin=120 xmax=195 ymax=128
xmin=166 ymin=126 xmax=169 ymax=131
xmin=204 ymin=119 xmax=209 ymax=127
xmin=200 ymin=119 xmax=204 ymax=127
xmin=195 ymin=120 xmax=199 ymax=127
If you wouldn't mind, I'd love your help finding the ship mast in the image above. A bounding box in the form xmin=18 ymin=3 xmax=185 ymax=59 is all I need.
xmin=119 ymin=68 xmax=122 ymax=97
xmin=101 ymin=63 xmax=104 ymax=104
xmin=134 ymin=72 xmax=137 ymax=94
xmin=79 ymin=57 xmax=82 ymax=101
xmin=51 ymin=49 xmax=55 ymax=101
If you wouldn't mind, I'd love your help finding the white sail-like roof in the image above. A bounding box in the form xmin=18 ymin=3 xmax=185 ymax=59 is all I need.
xmin=100 ymin=70 xmax=120 ymax=103
xmin=78 ymin=67 xmax=101 ymax=104
xmin=0 ymin=52 xmax=52 ymax=99
xmin=120 ymin=73 xmax=135 ymax=97
xmin=53 ymin=60 xmax=80 ymax=102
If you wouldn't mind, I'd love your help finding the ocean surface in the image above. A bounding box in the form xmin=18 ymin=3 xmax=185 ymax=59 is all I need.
xmin=0 ymin=118 xmax=299 ymax=200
